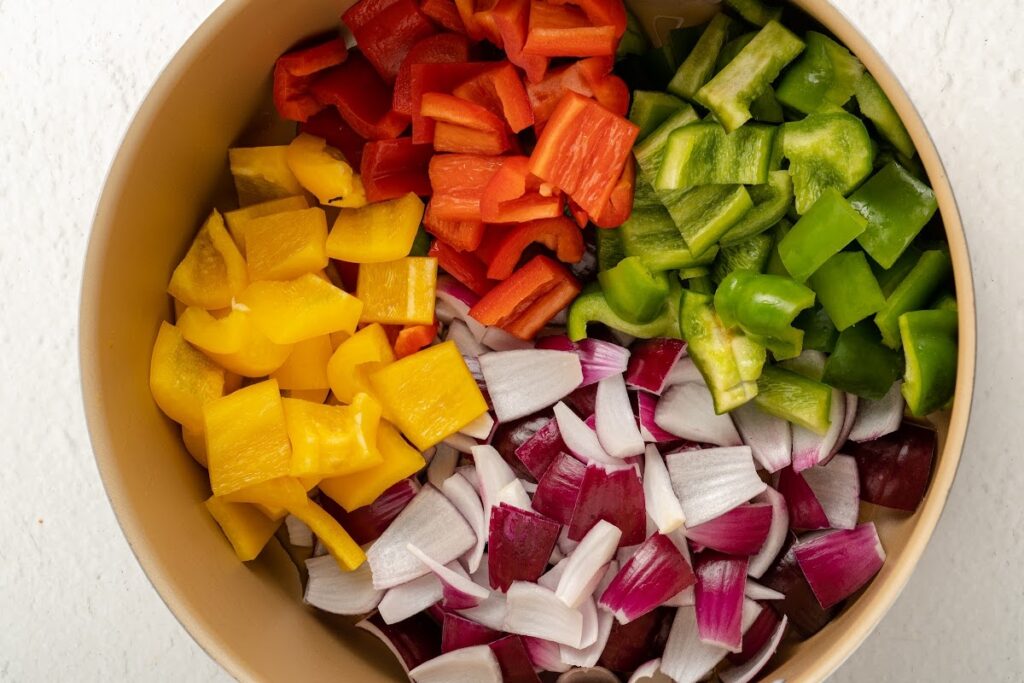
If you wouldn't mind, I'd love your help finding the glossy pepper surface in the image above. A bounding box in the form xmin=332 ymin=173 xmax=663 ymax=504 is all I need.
xmin=485 ymin=217 xmax=585 ymax=280
xmin=320 ymin=421 xmax=426 ymax=511
xmin=850 ymin=162 xmax=938 ymax=269
xmin=715 ymin=271 xmax=815 ymax=360
xmin=753 ymin=365 xmax=832 ymax=434
xmin=168 ymin=211 xmax=248 ymax=310
xmin=628 ymin=90 xmax=687 ymax=141
xmin=272 ymin=38 xmax=349 ymax=123
xmin=228 ymin=146 xmax=305 ymax=207
xmin=720 ymin=171 xmax=793 ymax=245
xmin=342 ymin=0 xmax=437 ymax=83
xmin=327 ymin=192 xmax=425 ymax=263
xmin=782 ymin=111 xmax=875 ymax=214
xmin=667 ymin=12 xmax=731 ymax=100
xmin=855 ymin=73 xmax=915 ymax=159
xmin=356 ymin=257 xmax=438 ymax=325
xmin=775 ymin=31 xmax=863 ymax=114
xmin=327 ymin=323 xmax=395 ymax=405
xmin=469 ymin=254 xmax=581 ymax=340
xmin=270 ymin=334 xmax=332 ymax=391
xmin=310 ymin=51 xmax=411 ymax=140
xmin=149 ymin=322 xmax=226 ymax=433
xmin=567 ymin=286 xmax=678 ymax=341
xmin=240 ymin=273 xmax=363 ymax=345
xmin=899 ymin=309 xmax=957 ymax=416
xmin=204 ymin=496 xmax=281 ymax=562
xmin=286 ymin=497 xmax=367 ymax=570
xmin=286 ymin=134 xmax=366 ymax=208
xmin=806 ymin=251 xmax=884 ymax=331
xmin=480 ymin=156 xmax=564 ymax=224
xmin=176 ymin=307 xmax=249 ymax=356
xmin=244 ymin=207 xmax=329 ymax=282
xmin=427 ymin=240 xmax=493 ymax=295
xmin=821 ymin=323 xmax=902 ymax=400
xmin=224 ymin=196 xmax=310 ymax=253
xmin=874 ymin=249 xmax=952 ymax=348
xmin=655 ymin=121 xmax=776 ymax=190
xmin=778 ymin=189 xmax=868 ymax=283
xmin=392 ymin=32 xmax=473 ymax=117
xmin=283 ymin=393 xmax=383 ymax=478
xmin=452 ymin=62 xmax=535 ymax=133
xmin=205 ymin=311 xmax=294 ymax=378
xmin=597 ymin=256 xmax=670 ymax=324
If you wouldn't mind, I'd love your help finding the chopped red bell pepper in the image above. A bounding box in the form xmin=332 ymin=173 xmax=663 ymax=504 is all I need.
xmin=480 ymin=156 xmax=564 ymax=223
xmin=273 ymin=38 xmax=349 ymax=122
xmin=429 ymin=240 xmax=494 ymax=295
xmin=523 ymin=0 xmax=617 ymax=57
xmin=409 ymin=62 xmax=496 ymax=143
xmin=469 ymin=254 xmax=581 ymax=339
xmin=526 ymin=56 xmax=628 ymax=128
xmin=451 ymin=62 xmax=534 ymax=133
xmin=393 ymin=33 xmax=473 ymax=116
xmin=394 ymin=320 xmax=440 ymax=358
xmin=420 ymin=0 xmax=468 ymax=33
xmin=486 ymin=217 xmax=586 ymax=279
xmin=474 ymin=224 xmax=517 ymax=264
xmin=421 ymin=92 xmax=509 ymax=132
xmin=360 ymin=137 xmax=434 ymax=202
xmin=311 ymin=51 xmax=410 ymax=140
xmin=299 ymin=107 xmax=368 ymax=169
xmin=455 ymin=0 xmax=503 ymax=43
xmin=343 ymin=0 xmax=437 ymax=82
xmin=529 ymin=91 xmax=639 ymax=218
xmin=488 ymin=0 xmax=549 ymax=83
xmin=567 ymin=198 xmax=589 ymax=228
xmin=549 ymin=0 xmax=627 ymax=37
xmin=428 ymin=153 xmax=506 ymax=221
xmin=424 ymin=202 xmax=487 ymax=251
xmin=593 ymin=157 xmax=636 ymax=228
xmin=433 ymin=122 xmax=511 ymax=154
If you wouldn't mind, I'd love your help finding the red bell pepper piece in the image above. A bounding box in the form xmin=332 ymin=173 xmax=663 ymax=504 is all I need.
xmin=393 ymin=33 xmax=473 ymax=116
xmin=488 ymin=0 xmax=549 ymax=83
xmin=311 ymin=51 xmax=410 ymax=140
xmin=429 ymin=153 xmax=506 ymax=221
xmin=273 ymin=38 xmax=349 ymax=122
xmin=360 ymin=137 xmax=434 ymax=202
xmin=549 ymin=0 xmax=627 ymax=37
xmin=424 ymin=202 xmax=487 ymax=251
xmin=299 ymin=107 xmax=368 ymax=169
xmin=409 ymin=62 xmax=496 ymax=143
xmin=593 ymin=158 xmax=636 ymax=228
xmin=567 ymin=198 xmax=588 ymax=228
xmin=523 ymin=0 xmax=617 ymax=57
xmin=451 ymin=62 xmax=534 ymax=133
xmin=485 ymin=217 xmax=586 ymax=279
xmin=474 ymin=224 xmax=516 ymax=264
xmin=455 ymin=0 xmax=503 ymax=43
xmin=433 ymin=122 xmax=511 ymax=154
xmin=480 ymin=156 xmax=563 ymax=223
xmin=343 ymin=0 xmax=437 ymax=82
xmin=420 ymin=0 xmax=469 ymax=33
xmin=421 ymin=92 xmax=509 ymax=132
xmin=429 ymin=240 xmax=494 ymax=295
xmin=469 ymin=255 xmax=582 ymax=339
xmin=527 ymin=56 xmax=628 ymax=129
xmin=394 ymin=320 xmax=440 ymax=358
xmin=530 ymin=91 xmax=639 ymax=218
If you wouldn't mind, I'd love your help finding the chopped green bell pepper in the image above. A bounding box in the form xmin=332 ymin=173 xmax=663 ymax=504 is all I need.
xmin=753 ymin=364 xmax=832 ymax=434
xmin=808 ymin=251 xmax=886 ymax=330
xmin=629 ymin=91 xmax=689 ymax=142
xmin=899 ymin=309 xmax=957 ymax=415
xmin=795 ymin=304 xmax=838 ymax=353
xmin=679 ymin=266 xmax=711 ymax=281
xmin=633 ymin=106 xmax=701 ymax=184
xmin=656 ymin=121 xmax=776 ymax=190
xmin=715 ymin=270 xmax=815 ymax=360
xmin=663 ymin=184 xmax=753 ymax=257
xmin=782 ymin=111 xmax=875 ymax=214
xmin=720 ymin=170 xmax=794 ymax=244
xmin=931 ymin=291 xmax=957 ymax=312
xmin=712 ymin=232 xmax=774 ymax=283
xmin=695 ymin=20 xmax=805 ymax=132
xmin=775 ymin=32 xmax=864 ymax=114
xmin=777 ymin=188 xmax=868 ymax=282
xmin=596 ymin=227 xmax=626 ymax=272
xmin=750 ymin=87 xmax=785 ymax=123
xmin=620 ymin=181 xmax=720 ymax=271
xmin=668 ymin=13 xmax=732 ymax=100
xmin=822 ymin=322 xmax=902 ymax=399
xmin=778 ymin=349 xmax=826 ymax=381
xmin=568 ymin=287 xmax=678 ymax=342
xmin=618 ymin=7 xmax=650 ymax=59
xmin=598 ymin=256 xmax=670 ymax=324
xmin=764 ymin=219 xmax=791 ymax=277
xmin=873 ymin=244 xmax=922 ymax=297
xmin=850 ymin=161 xmax=938 ymax=269
xmin=723 ymin=0 xmax=783 ymax=26
xmin=875 ymin=249 xmax=952 ymax=348
xmin=855 ymin=72 xmax=915 ymax=159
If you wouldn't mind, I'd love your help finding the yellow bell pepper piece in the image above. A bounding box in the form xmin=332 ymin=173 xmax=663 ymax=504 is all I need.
xmin=168 ymin=210 xmax=248 ymax=310
xmin=204 ymin=379 xmax=293 ymax=496
xmin=299 ymin=476 xmax=322 ymax=491
xmin=286 ymin=133 xmax=367 ymax=208
xmin=222 ymin=476 xmax=309 ymax=510
xmin=205 ymin=496 xmax=282 ymax=562
xmin=254 ymin=504 xmax=289 ymax=521
xmin=285 ymin=498 xmax=366 ymax=570
xmin=176 ymin=307 xmax=248 ymax=355
xmin=285 ymin=388 xmax=330 ymax=403
xmin=182 ymin=425 xmax=208 ymax=468
xmin=283 ymin=393 xmax=383 ymax=478
xmin=206 ymin=311 xmax=293 ymax=377
xmin=326 ymin=193 xmax=426 ymax=263
xmin=224 ymin=195 xmax=310 ymax=252
xmin=245 ymin=207 xmax=329 ymax=282
xmin=320 ymin=421 xmax=426 ymax=512
xmin=271 ymin=334 xmax=332 ymax=390
xmin=326 ymin=323 xmax=395 ymax=404
xmin=229 ymin=146 xmax=304 ymax=206
xmin=369 ymin=341 xmax=486 ymax=450
xmin=356 ymin=257 xmax=438 ymax=325
xmin=150 ymin=321 xmax=225 ymax=432
xmin=239 ymin=273 xmax=363 ymax=345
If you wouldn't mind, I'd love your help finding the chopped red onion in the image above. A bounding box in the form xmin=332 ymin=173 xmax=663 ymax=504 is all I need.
xmin=655 ymin=383 xmax=742 ymax=447
xmin=800 ymin=454 xmax=860 ymax=529
xmin=663 ymin=586 xmax=695 ymax=607
xmin=848 ymin=420 xmax=936 ymax=511
xmin=533 ymin=453 xmax=586 ymax=525
xmin=458 ymin=464 xmax=481 ymax=492
xmin=560 ymin=563 xmax=619 ymax=667
xmin=378 ymin=569 xmax=447 ymax=624
xmin=777 ymin=466 xmax=830 ymax=531
xmin=482 ymin=351 xmax=584 ymax=422
xmin=637 ymin=392 xmax=679 ymax=443
xmin=730 ymin=401 xmax=792 ymax=473
xmin=488 ymin=635 xmax=542 ymax=683
xmin=436 ymin=299 xmax=459 ymax=324
xmin=321 ymin=478 xmax=420 ymax=545
xmin=684 ymin=504 xmax=773 ymax=556
xmin=492 ymin=414 xmax=552 ymax=479
xmin=600 ymin=607 xmax=673 ymax=673
xmin=538 ymin=557 xmax=569 ymax=591
xmin=408 ymin=644 xmax=503 ymax=683
xmin=456 ymin=592 xmax=508 ymax=631
xmin=794 ymin=523 xmax=886 ymax=609
xmin=666 ymin=446 xmax=766 ymax=527
xmin=538 ymin=336 xmax=632 ymax=388
xmin=848 ymin=382 xmax=905 ymax=443
xmin=408 ymin=543 xmax=490 ymax=610
xmin=473 ymin=444 xmax=518 ymax=530
xmin=727 ymin=603 xmax=779 ymax=665
xmin=505 ymin=581 xmax=585 ymax=648
xmin=555 ymin=402 xmax=620 ymax=466
xmin=357 ymin=612 xmax=441 ymax=673
xmin=428 ymin=443 xmax=460 ymax=489
xmin=744 ymin=580 xmax=784 ymax=601
xmin=626 ymin=339 xmax=687 ymax=395
xmin=661 ymin=600 xmax=761 ymax=683
xmin=441 ymin=473 xmax=486 ymax=573
xmin=483 ymin=325 xmax=537 ymax=351
xmin=488 ymin=504 xmax=560 ymax=591
xmin=628 ymin=659 xmax=671 ymax=683
xmin=285 ymin=514 xmax=313 ymax=547
xmin=557 ymin=519 xmax=622 ymax=608
xmin=694 ymin=552 xmax=749 ymax=651
xmin=719 ymin=614 xmax=787 ymax=683
xmin=759 ymin=542 xmax=837 ymax=637
xmin=663 ymin=356 xmax=704 ymax=387
xmin=448 ymin=318 xmax=489 ymax=357
xmin=304 ymin=554 xmax=382 ymax=615
xmin=461 ymin=412 xmax=496 ymax=440
xmin=643 ymin=446 xmax=685 ymax=534
xmin=557 ymin=666 xmax=620 ymax=682
xmin=600 ymin=533 xmax=696 ymax=624
xmin=832 ymin=393 xmax=859 ymax=459
xmin=791 ymin=389 xmax=846 ymax=472
xmin=564 ymin=382 xmax=600 ymax=419
xmin=596 ymin=374 xmax=646 ymax=458
xmin=568 ymin=464 xmax=646 ymax=546
xmin=746 ymin=487 xmax=789 ymax=579
xmin=558 ymin=525 xmax=581 ymax=556
xmin=437 ymin=276 xmax=486 ymax=339
xmin=441 ymin=611 xmax=502 ymax=653
xmin=444 ymin=433 xmax=479 ymax=453
xmin=513 ymin=417 xmax=568 ymax=480
xmin=523 ymin=636 xmax=572 ymax=673
xmin=496 ymin=479 xmax=534 ymax=511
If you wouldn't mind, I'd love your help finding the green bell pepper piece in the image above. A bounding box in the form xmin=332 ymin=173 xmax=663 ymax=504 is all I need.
xmin=668 ymin=13 xmax=732 ymax=100
xmin=777 ymin=188 xmax=868 ymax=282
xmin=717 ymin=33 xmax=755 ymax=73
xmin=568 ymin=287 xmax=678 ymax=342
xmin=662 ymin=184 xmax=754 ymax=256
xmin=715 ymin=270 xmax=815 ymax=360
xmin=855 ymin=72 xmax=915 ymax=158
xmin=822 ymin=323 xmax=903 ymax=399
xmin=656 ymin=121 xmax=776 ymax=190
xmin=873 ymin=244 xmax=922 ymax=297
xmin=720 ymin=170 xmax=794 ymax=244
xmin=618 ymin=7 xmax=650 ymax=59
xmin=680 ymin=290 xmax=766 ymax=413
xmin=598 ymin=256 xmax=670 ymax=324
xmin=753 ymin=364 xmax=832 ymax=434
xmin=794 ymin=304 xmax=838 ymax=353
xmin=850 ymin=161 xmax=938 ymax=269
xmin=782 ymin=111 xmax=875 ymax=214
xmin=408 ymin=226 xmax=432 ymax=257
xmin=679 ymin=266 xmax=711 ymax=281
xmin=775 ymin=32 xmax=864 ymax=114
xmin=723 ymin=0 xmax=783 ymax=26
xmin=634 ymin=106 xmax=701 ymax=184
xmin=695 ymin=20 xmax=805 ymax=132
xmin=712 ymin=232 xmax=774 ymax=283
xmin=808 ymin=251 xmax=886 ymax=330
xmin=716 ymin=33 xmax=783 ymax=123
xmin=875 ymin=249 xmax=952 ymax=348
xmin=778 ymin=349 xmax=826 ymax=381
xmin=899 ymin=309 xmax=957 ymax=415
xmin=620 ymin=183 xmax=719 ymax=271
xmin=630 ymin=91 xmax=689 ymax=143
xmin=931 ymin=291 xmax=958 ymax=312
xmin=596 ymin=227 xmax=626 ymax=272
xmin=764 ymin=219 xmax=791 ymax=277
xmin=686 ymin=275 xmax=715 ymax=295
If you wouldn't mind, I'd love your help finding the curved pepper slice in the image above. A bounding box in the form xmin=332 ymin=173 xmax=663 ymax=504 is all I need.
xmin=470 ymin=254 xmax=581 ymax=340
xmin=342 ymin=0 xmax=437 ymax=82
xmin=421 ymin=0 xmax=468 ymax=33
xmin=409 ymin=62 xmax=494 ymax=143
xmin=854 ymin=72 xmax=915 ymax=159
xmin=597 ymin=255 xmax=669 ymax=324
xmin=320 ymin=421 xmax=426 ymax=512
xmin=286 ymin=497 xmax=367 ymax=570
xmin=485 ymin=216 xmax=585 ymax=280
xmin=568 ymin=286 xmax=676 ymax=341
xmin=271 ymin=334 xmax=332 ymax=391
xmin=452 ymin=61 xmax=534 ymax=132
xmin=327 ymin=192 xmax=425 ymax=263
xmin=753 ymin=365 xmax=832 ymax=433
xmin=310 ymin=51 xmax=410 ymax=140
xmin=176 ymin=307 xmax=249 ymax=356
xmin=360 ymin=137 xmax=434 ymax=203
xmin=239 ymin=273 xmax=364 ymax=345
xmin=488 ymin=0 xmax=549 ymax=83
xmin=428 ymin=240 xmax=493 ymax=295
xmin=592 ymin=157 xmax=636 ymax=229
xmin=393 ymin=32 xmax=473 ymax=115
xmin=229 ymin=146 xmax=305 ymax=207
xmin=285 ymin=134 xmax=366 ymax=208
xmin=204 ymin=496 xmax=281 ymax=562
xmin=273 ymin=38 xmax=349 ymax=123
xmin=715 ymin=270 xmax=815 ymax=360
xmin=327 ymin=323 xmax=396 ymax=404
xmin=206 ymin=311 xmax=294 ymax=378
xmin=527 ymin=57 xmax=628 ymax=128
xmin=283 ymin=393 xmax=383 ymax=478
xmin=655 ymin=121 xmax=776 ymax=190
xmin=394 ymin=321 xmax=440 ymax=358
xmin=720 ymin=170 xmax=793 ymax=245
xmin=168 ymin=210 xmax=248 ymax=310
xmin=775 ymin=31 xmax=863 ymax=115
xmin=899 ymin=309 xmax=957 ymax=416
xmin=480 ymin=156 xmax=564 ymax=224
xmin=523 ymin=0 xmax=617 ymax=58
xmin=150 ymin=321 xmax=226 ymax=432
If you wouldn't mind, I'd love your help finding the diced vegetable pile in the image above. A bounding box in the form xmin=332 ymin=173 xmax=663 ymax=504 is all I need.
xmin=148 ymin=0 xmax=959 ymax=680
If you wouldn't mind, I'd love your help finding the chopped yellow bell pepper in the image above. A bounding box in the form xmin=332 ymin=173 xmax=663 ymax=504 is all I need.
xmin=244 ymin=207 xmax=329 ymax=282
xmin=285 ymin=498 xmax=366 ymax=570
xmin=239 ymin=273 xmax=363 ymax=345
xmin=299 ymin=476 xmax=322 ymax=491
xmin=356 ymin=257 xmax=438 ymax=326
xmin=222 ymin=476 xmax=309 ymax=510
xmin=182 ymin=425 xmax=208 ymax=467
xmin=204 ymin=379 xmax=293 ymax=496
xmin=320 ymin=421 xmax=426 ymax=512
xmin=168 ymin=210 xmax=248 ymax=310
xmin=176 ymin=307 xmax=248 ymax=355
xmin=271 ymin=334 xmax=332 ymax=390
xmin=150 ymin=321 xmax=225 ymax=432
xmin=206 ymin=311 xmax=293 ymax=377
xmin=224 ymin=371 xmax=244 ymax=394
xmin=284 ymin=388 xmax=330 ymax=403
xmin=326 ymin=193 xmax=425 ymax=263
xmin=229 ymin=146 xmax=304 ymax=206
xmin=326 ymin=323 xmax=395 ymax=404
xmin=205 ymin=496 xmax=282 ymax=562
xmin=285 ymin=133 xmax=367 ymax=208
xmin=254 ymin=504 xmax=289 ymax=521
xmin=224 ymin=195 xmax=310 ymax=252
xmin=369 ymin=341 xmax=486 ymax=450
xmin=283 ymin=393 xmax=383 ymax=478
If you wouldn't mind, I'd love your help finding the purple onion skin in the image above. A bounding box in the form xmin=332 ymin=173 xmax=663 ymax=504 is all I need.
xmin=489 ymin=636 xmax=542 ymax=683
xmin=776 ymin=467 xmax=830 ymax=531
xmin=488 ymin=504 xmax=560 ymax=591
xmin=563 ymin=383 xmax=600 ymax=419
xmin=759 ymin=540 xmax=838 ymax=638
xmin=441 ymin=612 xmax=502 ymax=653
xmin=532 ymin=452 xmax=586 ymax=525
xmin=597 ymin=608 xmax=673 ymax=673
xmin=728 ymin=603 xmax=781 ymax=665
xmin=516 ymin=418 xmax=570 ymax=481
xmin=847 ymin=421 xmax=936 ymax=512
xmin=492 ymin=413 xmax=553 ymax=479
xmin=319 ymin=479 xmax=417 ymax=545
xmin=364 ymin=612 xmax=442 ymax=671
xmin=568 ymin=464 xmax=646 ymax=546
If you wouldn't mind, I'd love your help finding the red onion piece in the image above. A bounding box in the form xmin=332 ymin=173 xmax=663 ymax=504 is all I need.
xmin=437 ymin=276 xmax=486 ymax=339
xmin=538 ymin=557 xmax=568 ymax=591
xmin=473 ymin=444 xmax=518 ymax=530
xmin=539 ymin=335 xmax=632 ymax=387
xmin=596 ymin=374 xmax=646 ymax=458
xmin=533 ymin=453 xmax=586 ymax=525
xmin=481 ymin=350 xmax=583 ymax=422
xmin=694 ymin=552 xmax=749 ymax=651
xmin=568 ymin=464 xmax=646 ymax=546
xmin=800 ymin=454 xmax=860 ymax=529
xmin=600 ymin=533 xmax=696 ymax=624
xmin=637 ymin=392 xmax=679 ymax=443
xmin=563 ymin=383 xmax=600 ymax=420
xmin=488 ymin=503 xmax=560 ymax=591
xmin=626 ymin=339 xmax=687 ymax=395
xmin=666 ymin=446 xmax=766 ymax=527
xmin=555 ymin=402 xmax=620 ymax=466
xmin=428 ymin=444 xmax=459 ymax=489
xmin=456 ymin=592 xmax=508 ymax=631
xmin=794 ymin=522 xmax=886 ymax=609
xmin=744 ymin=580 xmax=784 ymax=601
xmin=727 ymin=603 xmax=780 ymax=665
xmin=495 ymin=478 xmax=534 ymax=511
xmin=304 ymin=554 xmax=382 ymax=615
xmin=643 ymin=445 xmax=685 ymax=534
xmin=441 ymin=473 xmax=486 ymax=573
xmin=848 ymin=420 xmax=937 ymax=511
xmin=523 ymin=636 xmax=572 ymax=673
xmin=407 ymin=543 xmax=490 ymax=610
xmin=599 ymin=608 xmax=672 ymax=673
xmin=791 ymin=389 xmax=846 ymax=472
xmin=777 ymin=466 xmax=830 ymax=531
xmin=357 ymin=612 xmax=441 ymax=674
xmin=684 ymin=504 xmax=773 ymax=556
xmin=719 ymin=613 xmax=787 ymax=683
xmin=663 ymin=356 xmax=704 ymax=387
xmin=320 ymin=478 xmax=420 ymax=545
xmin=557 ymin=519 xmax=622 ymax=608
xmin=408 ymin=643 xmax=503 ymax=683
xmin=746 ymin=487 xmax=789 ymax=579
xmin=461 ymin=411 xmax=496 ymax=440
xmin=759 ymin=542 xmax=837 ymax=637
xmin=482 ymin=325 xmax=536 ymax=351
xmin=560 ymin=563 xmax=619 ymax=667
xmin=441 ymin=611 xmax=502 ymax=653
xmin=505 ymin=581 xmax=585 ymax=648
xmin=848 ymin=381 xmax=905 ymax=443
xmin=661 ymin=600 xmax=761 ymax=683
xmin=379 ymin=569 xmax=447 ymax=624
xmin=448 ymin=318 xmax=489 ymax=357
xmin=655 ymin=383 xmax=742 ymax=447
xmin=627 ymin=659 xmax=671 ymax=683
xmin=730 ymin=401 xmax=792 ymax=473
xmin=832 ymin=393 xmax=859 ymax=459
xmin=489 ymin=635 xmax=542 ymax=683
xmin=285 ymin=514 xmax=313 ymax=547
xmin=512 ymin=416 xmax=567 ymax=480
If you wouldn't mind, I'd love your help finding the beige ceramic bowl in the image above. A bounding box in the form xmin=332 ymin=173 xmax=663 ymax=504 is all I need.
xmin=81 ymin=0 xmax=976 ymax=680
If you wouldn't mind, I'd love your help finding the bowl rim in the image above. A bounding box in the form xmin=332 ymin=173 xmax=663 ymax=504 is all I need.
xmin=79 ymin=0 xmax=977 ymax=681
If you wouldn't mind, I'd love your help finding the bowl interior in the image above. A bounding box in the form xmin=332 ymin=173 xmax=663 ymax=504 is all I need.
xmin=81 ymin=1 xmax=975 ymax=681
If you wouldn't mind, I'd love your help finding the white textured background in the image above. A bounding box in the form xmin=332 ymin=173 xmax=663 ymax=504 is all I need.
xmin=0 ymin=0 xmax=1021 ymax=681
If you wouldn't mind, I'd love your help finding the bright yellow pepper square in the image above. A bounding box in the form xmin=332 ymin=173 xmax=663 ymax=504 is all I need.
xmin=271 ymin=334 xmax=332 ymax=391
xmin=206 ymin=311 xmax=293 ymax=378
xmin=320 ymin=421 xmax=426 ymax=512
xmin=239 ymin=273 xmax=363 ymax=345
xmin=282 ymin=394 xmax=383 ymax=478
xmin=168 ymin=210 xmax=248 ymax=310
xmin=224 ymin=195 xmax=309 ymax=252
xmin=244 ymin=207 xmax=329 ymax=282
xmin=205 ymin=496 xmax=282 ymax=562
xmin=228 ymin=146 xmax=304 ymax=207
xmin=356 ymin=257 xmax=437 ymax=326
xmin=149 ymin=321 xmax=225 ymax=432
xmin=326 ymin=192 xmax=425 ymax=263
